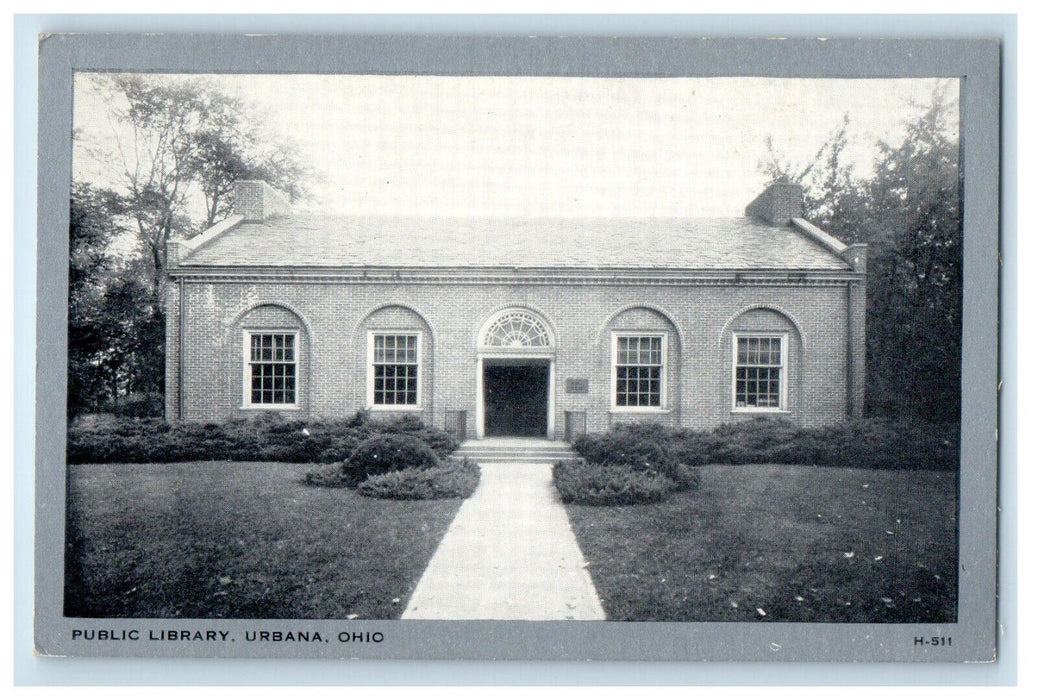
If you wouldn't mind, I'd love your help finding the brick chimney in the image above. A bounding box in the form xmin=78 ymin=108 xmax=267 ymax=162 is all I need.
xmin=745 ymin=181 xmax=805 ymax=225
xmin=234 ymin=180 xmax=291 ymax=222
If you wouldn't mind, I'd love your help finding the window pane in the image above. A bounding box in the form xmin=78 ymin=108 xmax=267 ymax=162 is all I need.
xmin=372 ymin=358 xmax=418 ymax=406
xmin=615 ymin=336 xmax=663 ymax=407
xmin=734 ymin=343 xmax=782 ymax=408
xmin=373 ymin=334 xmax=419 ymax=365
xmin=615 ymin=365 xmax=661 ymax=407
xmin=248 ymin=333 xmax=297 ymax=405
xmin=736 ymin=336 xmax=783 ymax=367
xmin=616 ymin=337 xmax=629 ymax=365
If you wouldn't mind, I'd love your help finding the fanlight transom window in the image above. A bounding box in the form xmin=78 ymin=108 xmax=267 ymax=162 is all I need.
xmin=481 ymin=310 xmax=552 ymax=348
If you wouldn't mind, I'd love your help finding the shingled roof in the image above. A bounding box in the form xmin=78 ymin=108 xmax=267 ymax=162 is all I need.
xmin=179 ymin=214 xmax=850 ymax=271
xmin=172 ymin=180 xmax=855 ymax=273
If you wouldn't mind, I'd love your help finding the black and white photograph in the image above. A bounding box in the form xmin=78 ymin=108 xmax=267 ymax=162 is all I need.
xmin=28 ymin=33 xmax=1002 ymax=665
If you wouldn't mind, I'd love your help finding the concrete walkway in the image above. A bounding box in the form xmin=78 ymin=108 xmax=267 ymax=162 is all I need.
xmin=402 ymin=462 xmax=606 ymax=620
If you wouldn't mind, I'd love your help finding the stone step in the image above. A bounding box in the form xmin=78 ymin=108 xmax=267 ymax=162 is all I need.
xmin=456 ymin=455 xmax=577 ymax=464
xmin=453 ymin=439 xmax=580 ymax=464
xmin=455 ymin=447 xmax=577 ymax=455
xmin=454 ymin=447 xmax=579 ymax=463
xmin=456 ymin=452 xmax=577 ymax=456
xmin=456 ymin=451 xmax=577 ymax=458
xmin=454 ymin=445 xmax=576 ymax=452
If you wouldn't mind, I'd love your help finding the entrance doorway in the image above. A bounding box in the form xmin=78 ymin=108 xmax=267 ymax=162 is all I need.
xmin=482 ymin=360 xmax=550 ymax=437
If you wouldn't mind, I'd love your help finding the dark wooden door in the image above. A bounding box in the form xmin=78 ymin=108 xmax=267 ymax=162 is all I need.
xmin=483 ymin=364 xmax=549 ymax=437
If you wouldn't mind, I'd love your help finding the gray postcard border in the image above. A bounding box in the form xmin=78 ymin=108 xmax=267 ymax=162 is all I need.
xmin=23 ymin=24 xmax=1007 ymax=680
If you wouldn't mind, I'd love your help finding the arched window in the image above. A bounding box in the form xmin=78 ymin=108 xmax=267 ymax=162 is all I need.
xmin=602 ymin=305 xmax=681 ymax=413
xmin=481 ymin=309 xmax=552 ymax=349
xmin=356 ymin=304 xmax=433 ymax=412
xmin=725 ymin=306 xmax=801 ymax=414
xmin=237 ymin=303 xmax=308 ymax=411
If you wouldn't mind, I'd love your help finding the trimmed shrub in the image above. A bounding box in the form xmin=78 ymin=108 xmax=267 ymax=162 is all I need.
xmin=303 ymin=463 xmax=348 ymax=488
xmin=358 ymin=458 xmax=480 ymax=500
xmin=341 ymin=433 xmax=441 ymax=486
xmin=572 ymin=422 xmax=698 ymax=489
xmin=376 ymin=414 xmax=458 ymax=459
xmin=666 ymin=462 xmax=702 ymax=492
xmin=553 ymin=460 xmax=675 ymax=506
xmin=573 ymin=423 xmax=674 ymax=467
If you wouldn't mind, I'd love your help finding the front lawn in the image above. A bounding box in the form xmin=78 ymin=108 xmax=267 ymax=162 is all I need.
xmin=565 ymin=464 xmax=957 ymax=622
xmin=65 ymin=462 xmax=463 ymax=619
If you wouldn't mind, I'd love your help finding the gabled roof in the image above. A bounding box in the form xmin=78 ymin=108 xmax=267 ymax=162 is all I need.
xmin=177 ymin=214 xmax=853 ymax=272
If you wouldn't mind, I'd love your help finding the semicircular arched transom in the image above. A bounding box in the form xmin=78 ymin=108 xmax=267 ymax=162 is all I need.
xmin=482 ymin=310 xmax=552 ymax=348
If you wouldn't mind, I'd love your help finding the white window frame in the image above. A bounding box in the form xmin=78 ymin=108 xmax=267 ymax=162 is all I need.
xmin=731 ymin=332 xmax=789 ymax=413
xmin=241 ymin=329 xmax=300 ymax=410
xmin=610 ymin=331 xmax=668 ymax=412
xmin=367 ymin=330 xmax=423 ymax=412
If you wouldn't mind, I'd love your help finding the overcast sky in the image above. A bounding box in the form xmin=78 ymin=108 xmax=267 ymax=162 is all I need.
xmin=73 ymin=74 xmax=957 ymax=219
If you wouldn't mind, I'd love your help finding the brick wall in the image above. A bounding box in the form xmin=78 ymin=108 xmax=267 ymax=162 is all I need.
xmin=168 ymin=277 xmax=859 ymax=434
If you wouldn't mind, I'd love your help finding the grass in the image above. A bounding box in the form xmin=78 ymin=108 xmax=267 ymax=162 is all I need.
xmin=564 ymin=464 xmax=958 ymax=622
xmin=64 ymin=462 xmax=464 ymax=619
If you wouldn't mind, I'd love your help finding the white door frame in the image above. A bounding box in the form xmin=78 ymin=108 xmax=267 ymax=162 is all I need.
xmin=475 ymin=353 xmax=555 ymax=439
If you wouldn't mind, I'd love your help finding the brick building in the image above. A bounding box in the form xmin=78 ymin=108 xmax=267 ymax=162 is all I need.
xmin=165 ymin=180 xmax=867 ymax=441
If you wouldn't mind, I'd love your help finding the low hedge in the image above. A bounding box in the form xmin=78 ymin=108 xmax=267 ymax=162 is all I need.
xmin=553 ymin=460 xmax=676 ymax=506
xmin=573 ymin=417 xmax=959 ymax=472
xmin=357 ymin=459 xmax=481 ymax=500
xmin=67 ymin=411 xmax=458 ymax=465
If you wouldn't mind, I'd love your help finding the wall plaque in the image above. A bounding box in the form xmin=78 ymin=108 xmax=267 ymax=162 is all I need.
xmin=565 ymin=378 xmax=589 ymax=394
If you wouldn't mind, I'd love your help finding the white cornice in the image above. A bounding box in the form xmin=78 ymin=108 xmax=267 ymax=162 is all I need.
xmin=168 ymin=268 xmax=862 ymax=286
xmin=179 ymin=215 xmax=245 ymax=258
xmin=791 ymin=218 xmax=850 ymax=255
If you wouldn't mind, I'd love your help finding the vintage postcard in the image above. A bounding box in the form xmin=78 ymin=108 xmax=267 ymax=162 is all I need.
xmin=32 ymin=34 xmax=1001 ymax=663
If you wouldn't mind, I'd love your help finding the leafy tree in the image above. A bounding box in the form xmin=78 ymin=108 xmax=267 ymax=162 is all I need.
xmin=760 ymin=113 xmax=865 ymax=238
xmin=191 ymin=123 xmax=308 ymax=230
xmin=89 ymin=74 xmax=307 ymax=297
xmin=70 ymin=75 xmax=308 ymax=416
xmin=92 ymin=75 xmax=207 ymax=296
xmin=67 ymin=182 xmax=124 ymax=415
xmin=69 ymin=183 xmax=165 ymax=414
xmin=860 ymin=89 xmax=962 ymax=421
xmin=98 ymin=275 xmax=166 ymax=401
xmin=759 ymin=84 xmax=961 ymax=422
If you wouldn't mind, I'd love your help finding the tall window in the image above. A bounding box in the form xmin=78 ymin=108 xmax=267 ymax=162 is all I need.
xmin=245 ymin=331 xmax=297 ymax=406
xmin=734 ymin=334 xmax=786 ymax=410
xmin=370 ymin=332 xmax=420 ymax=408
xmin=613 ymin=334 xmax=665 ymax=408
